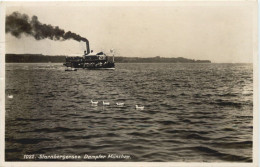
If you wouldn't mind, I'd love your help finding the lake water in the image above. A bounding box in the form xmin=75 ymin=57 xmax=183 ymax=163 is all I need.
xmin=5 ymin=63 xmax=253 ymax=162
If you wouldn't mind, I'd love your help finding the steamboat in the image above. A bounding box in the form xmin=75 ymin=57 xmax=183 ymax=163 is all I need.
xmin=64 ymin=40 xmax=115 ymax=70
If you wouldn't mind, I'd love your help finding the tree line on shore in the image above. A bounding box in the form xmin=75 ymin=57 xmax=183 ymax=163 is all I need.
xmin=6 ymin=54 xmax=211 ymax=63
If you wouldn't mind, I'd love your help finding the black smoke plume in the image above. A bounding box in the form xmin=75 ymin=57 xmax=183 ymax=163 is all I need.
xmin=6 ymin=12 xmax=88 ymax=43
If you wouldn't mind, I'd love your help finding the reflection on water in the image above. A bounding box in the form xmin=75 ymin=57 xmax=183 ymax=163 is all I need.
xmin=6 ymin=63 xmax=253 ymax=161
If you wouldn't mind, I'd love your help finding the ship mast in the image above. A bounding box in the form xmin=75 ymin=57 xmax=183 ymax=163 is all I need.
xmin=113 ymin=53 xmax=114 ymax=63
xmin=111 ymin=49 xmax=114 ymax=62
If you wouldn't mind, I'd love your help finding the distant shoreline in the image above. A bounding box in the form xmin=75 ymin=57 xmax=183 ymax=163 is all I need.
xmin=6 ymin=62 xmax=253 ymax=64
xmin=6 ymin=54 xmax=211 ymax=63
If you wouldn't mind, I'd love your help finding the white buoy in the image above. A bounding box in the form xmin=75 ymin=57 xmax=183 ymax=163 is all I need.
xmin=91 ymin=100 xmax=98 ymax=105
xmin=103 ymin=101 xmax=110 ymax=105
xmin=136 ymin=105 xmax=144 ymax=110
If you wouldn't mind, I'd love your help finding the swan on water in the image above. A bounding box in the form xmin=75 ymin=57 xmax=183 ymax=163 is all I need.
xmin=103 ymin=101 xmax=110 ymax=105
xmin=8 ymin=95 xmax=13 ymax=99
xmin=135 ymin=105 xmax=144 ymax=110
xmin=116 ymin=102 xmax=124 ymax=106
xmin=91 ymin=100 xmax=98 ymax=105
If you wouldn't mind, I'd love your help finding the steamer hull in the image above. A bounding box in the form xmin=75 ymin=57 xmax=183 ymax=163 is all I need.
xmin=63 ymin=41 xmax=115 ymax=70
xmin=64 ymin=52 xmax=115 ymax=70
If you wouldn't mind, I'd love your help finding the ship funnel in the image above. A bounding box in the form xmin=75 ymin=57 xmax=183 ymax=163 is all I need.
xmin=86 ymin=40 xmax=90 ymax=55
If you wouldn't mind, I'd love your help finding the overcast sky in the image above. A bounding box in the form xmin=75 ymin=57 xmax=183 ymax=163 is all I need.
xmin=4 ymin=1 xmax=256 ymax=63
